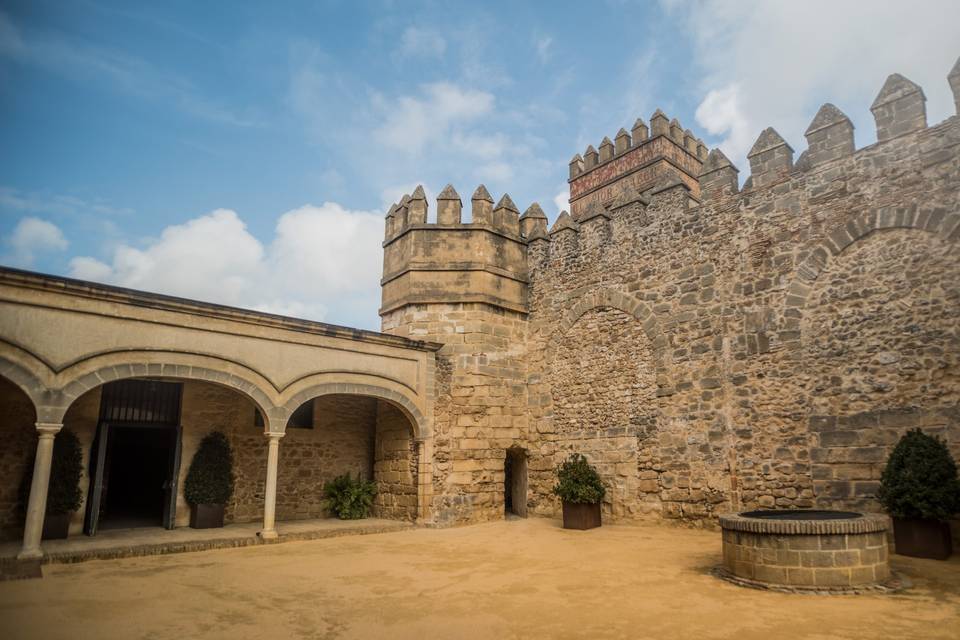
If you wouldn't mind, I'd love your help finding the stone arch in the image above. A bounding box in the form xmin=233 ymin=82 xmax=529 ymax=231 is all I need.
xmin=280 ymin=382 xmax=428 ymax=440
xmin=781 ymin=206 xmax=960 ymax=347
xmin=560 ymin=287 xmax=664 ymax=347
xmin=53 ymin=353 xmax=280 ymax=429
xmin=556 ymin=286 xmax=669 ymax=383
xmin=789 ymin=213 xmax=960 ymax=510
xmin=0 ymin=355 xmax=46 ymax=418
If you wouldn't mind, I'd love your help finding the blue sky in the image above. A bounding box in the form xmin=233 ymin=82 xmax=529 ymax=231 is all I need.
xmin=1 ymin=0 xmax=958 ymax=329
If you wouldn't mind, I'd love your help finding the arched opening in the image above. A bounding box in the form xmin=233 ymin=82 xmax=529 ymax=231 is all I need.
xmin=87 ymin=379 xmax=182 ymax=532
xmin=0 ymin=375 xmax=37 ymax=542
xmin=274 ymin=394 xmax=419 ymax=522
xmin=56 ymin=376 xmax=270 ymax=536
xmin=505 ymin=447 xmax=528 ymax=518
xmin=801 ymin=229 xmax=960 ymax=511
xmin=548 ymin=306 xmax=658 ymax=519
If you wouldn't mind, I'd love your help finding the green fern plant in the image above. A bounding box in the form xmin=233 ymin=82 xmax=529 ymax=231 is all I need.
xmin=324 ymin=473 xmax=377 ymax=519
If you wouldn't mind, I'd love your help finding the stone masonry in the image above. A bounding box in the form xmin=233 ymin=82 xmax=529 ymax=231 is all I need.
xmin=380 ymin=60 xmax=960 ymax=531
xmin=0 ymin=381 xmax=417 ymax=541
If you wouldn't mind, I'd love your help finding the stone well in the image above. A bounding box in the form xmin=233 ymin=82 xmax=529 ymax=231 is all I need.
xmin=718 ymin=510 xmax=892 ymax=592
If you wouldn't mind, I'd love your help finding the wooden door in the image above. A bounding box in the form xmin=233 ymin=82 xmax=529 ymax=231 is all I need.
xmin=162 ymin=426 xmax=182 ymax=529
xmin=84 ymin=422 xmax=110 ymax=536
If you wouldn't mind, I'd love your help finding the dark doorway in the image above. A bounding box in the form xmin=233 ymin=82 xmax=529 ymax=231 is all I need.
xmin=85 ymin=379 xmax=183 ymax=535
xmin=505 ymin=448 xmax=528 ymax=518
xmin=100 ymin=426 xmax=176 ymax=530
xmin=504 ymin=452 xmax=513 ymax=513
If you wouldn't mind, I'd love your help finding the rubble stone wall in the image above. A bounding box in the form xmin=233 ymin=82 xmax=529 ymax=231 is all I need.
xmin=380 ymin=66 xmax=959 ymax=527
xmin=526 ymin=111 xmax=960 ymax=524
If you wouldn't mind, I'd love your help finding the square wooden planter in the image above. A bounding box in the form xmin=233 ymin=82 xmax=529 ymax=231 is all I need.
xmin=893 ymin=517 xmax=953 ymax=560
xmin=41 ymin=512 xmax=71 ymax=540
xmin=562 ymin=501 xmax=601 ymax=530
xmin=189 ymin=503 xmax=225 ymax=529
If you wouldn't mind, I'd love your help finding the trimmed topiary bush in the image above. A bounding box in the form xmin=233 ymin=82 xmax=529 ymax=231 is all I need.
xmin=553 ymin=453 xmax=606 ymax=504
xmin=184 ymin=431 xmax=234 ymax=506
xmin=323 ymin=473 xmax=377 ymax=519
xmin=18 ymin=428 xmax=83 ymax=516
xmin=878 ymin=428 xmax=960 ymax=521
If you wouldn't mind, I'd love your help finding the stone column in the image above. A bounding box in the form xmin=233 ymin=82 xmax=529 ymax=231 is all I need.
xmin=415 ymin=438 xmax=434 ymax=524
xmin=260 ymin=432 xmax=284 ymax=540
xmin=18 ymin=423 xmax=63 ymax=560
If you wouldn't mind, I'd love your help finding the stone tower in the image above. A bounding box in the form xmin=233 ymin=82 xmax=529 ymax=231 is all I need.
xmin=380 ymin=184 xmax=536 ymax=524
xmin=567 ymin=109 xmax=708 ymax=217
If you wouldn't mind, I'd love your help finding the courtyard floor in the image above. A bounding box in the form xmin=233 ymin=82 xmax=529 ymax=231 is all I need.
xmin=1 ymin=517 xmax=958 ymax=640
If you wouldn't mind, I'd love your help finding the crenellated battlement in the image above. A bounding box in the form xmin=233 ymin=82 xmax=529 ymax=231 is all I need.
xmin=381 ymin=57 xmax=960 ymax=321
xmin=707 ymin=61 xmax=960 ymax=199
xmin=380 ymin=184 xmax=531 ymax=316
xmin=567 ymin=108 xmax=708 ymax=218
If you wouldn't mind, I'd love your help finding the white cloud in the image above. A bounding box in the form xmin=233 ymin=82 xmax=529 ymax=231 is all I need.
xmin=553 ymin=187 xmax=569 ymax=215
xmin=67 ymin=204 xmax=385 ymax=328
xmin=694 ymin=83 xmax=753 ymax=164
xmin=375 ymin=83 xmax=495 ymax=154
xmin=70 ymin=209 xmax=262 ymax=306
xmin=286 ymin=49 xmax=553 ymax=215
xmin=398 ymin=27 xmax=446 ymax=58
xmin=4 ymin=217 xmax=68 ymax=266
xmin=674 ymin=0 xmax=960 ymax=169
xmin=68 ymin=256 xmax=113 ymax=281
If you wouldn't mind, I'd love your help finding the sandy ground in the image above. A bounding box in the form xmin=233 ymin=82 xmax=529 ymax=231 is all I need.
xmin=1 ymin=517 xmax=958 ymax=640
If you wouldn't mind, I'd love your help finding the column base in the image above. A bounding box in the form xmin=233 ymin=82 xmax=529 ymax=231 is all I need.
xmin=258 ymin=529 xmax=279 ymax=541
xmin=17 ymin=548 xmax=43 ymax=560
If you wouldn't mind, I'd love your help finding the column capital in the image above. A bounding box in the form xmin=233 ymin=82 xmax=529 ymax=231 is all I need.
xmin=264 ymin=431 xmax=285 ymax=441
xmin=35 ymin=422 xmax=63 ymax=436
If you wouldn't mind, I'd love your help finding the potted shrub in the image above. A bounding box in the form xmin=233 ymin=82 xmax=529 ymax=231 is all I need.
xmin=878 ymin=428 xmax=960 ymax=560
xmin=553 ymin=453 xmax=606 ymax=530
xmin=18 ymin=428 xmax=83 ymax=540
xmin=184 ymin=431 xmax=234 ymax=529
xmin=323 ymin=473 xmax=377 ymax=519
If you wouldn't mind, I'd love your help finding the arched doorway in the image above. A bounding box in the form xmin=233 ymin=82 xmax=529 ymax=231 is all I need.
xmin=84 ymin=379 xmax=184 ymax=533
xmin=55 ymin=375 xmax=271 ymax=536
xmin=505 ymin=447 xmax=528 ymax=518
xmin=274 ymin=393 xmax=420 ymax=522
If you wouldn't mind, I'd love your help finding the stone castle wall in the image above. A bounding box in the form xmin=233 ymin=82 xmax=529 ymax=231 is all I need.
xmin=381 ymin=64 xmax=960 ymax=528
xmin=527 ymin=74 xmax=960 ymax=524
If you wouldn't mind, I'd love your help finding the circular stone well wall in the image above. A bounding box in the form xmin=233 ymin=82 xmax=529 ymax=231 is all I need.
xmin=719 ymin=511 xmax=890 ymax=591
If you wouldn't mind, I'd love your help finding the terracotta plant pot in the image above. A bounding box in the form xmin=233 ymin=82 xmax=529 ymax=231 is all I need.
xmin=893 ymin=517 xmax=953 ymax=560
xmin=41 ymin=512 xmax=71 ymax=540
xmin=562 ymin=501 xmax=601 ymax=530
xmin=189 ymin=503 xmax=225 ymax=529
